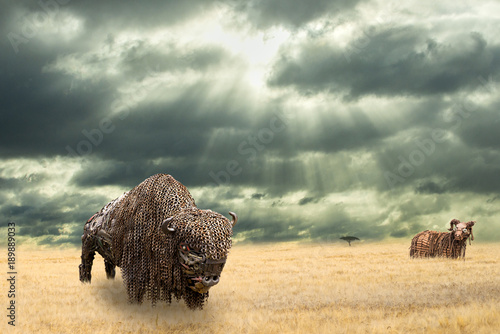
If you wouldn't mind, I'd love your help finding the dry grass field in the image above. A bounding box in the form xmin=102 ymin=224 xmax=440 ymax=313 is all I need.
xmin=2 ymin=241 xmax=499 ymax=334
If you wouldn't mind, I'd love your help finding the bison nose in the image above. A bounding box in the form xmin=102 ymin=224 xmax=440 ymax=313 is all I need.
xmin=202 ymin=275 xmax=220 ymax=287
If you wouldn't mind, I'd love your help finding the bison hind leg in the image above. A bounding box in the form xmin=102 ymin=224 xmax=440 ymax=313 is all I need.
xmin=105 ymin=260 xmax=116 ymax=279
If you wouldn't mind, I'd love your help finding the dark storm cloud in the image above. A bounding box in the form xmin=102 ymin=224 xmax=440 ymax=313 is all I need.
xmin=70 ymin=159 xmax=154 ymax=189
xmin=65 ymin=80 xmax=265 ymax=189
xmin=0 ymin=173 xmax=46 ymax=191
xmin=0 ymin=177 xmax=22 ymax=189
xmin=100 ymin=80 xmax=252 ymax=158
xmin=415 ymin=181 xmax=445 ymax=195
xmin=228 ymin=200 xmax=372 ymax=243
xmin=0 ymin=173 xmax=104 ymax=246
xmin=233 ymin=215 xmax=305 ymax=242
xmin=70 ymin=157 xmax=213 ymax=190
xmin=67 ymin=97 xmax=293 ymax=189
xmin=446 ymin=151 xmax=500 ymax=194
xmin=0 ymin=1 xmax=18 ymax=34
xmin=455 ymin=100 xmax=500 ymax=150
xmin=1 ymin=5 xmax=113 ymax=159
xmin=0 ymin=72 xmax=113 ymax=158
xmin=1 ymin=30 xmax=234 ymax=161
xmin=298 ymin=196 xmax=320 ymax=205
xmin=3 ymin=0 xmax=220 ymax=35
xmin=120 ymin=45 xmax=229 ymax=78
xmin=228 ymin=0 xmax=365 ymax=28
xmin=376 ymin=101 xmax=500 ymax=196
xmin=251 ymin=193 xmax=266 ymax=200
xmin=285 ymin=109 xmax=382 ymax=153
xmin=68 ymin=0 xmax=220 ymax=29
xmin=70 ymin=96 xmax=456 ymax=193
xmin=37 ymin=234 xmax=82 ymax=246
xmin=2 ymin=0 xmax=500 ymax=247
xmin=269 ymin=28 xmax=500 ymax=99
xmin=1 ymin=182 xmax=110 ymax=244
xmin=262 ymin=97 xmax=447 ymax=176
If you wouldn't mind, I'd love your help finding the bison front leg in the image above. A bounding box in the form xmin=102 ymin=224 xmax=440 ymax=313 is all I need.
xmin=94 ymin=229 xmax=116 ymax=280
xmin=104 ymin=259 xmax=116 ymax=279
xmin=79 ymin=234 xmax=96 ymax=283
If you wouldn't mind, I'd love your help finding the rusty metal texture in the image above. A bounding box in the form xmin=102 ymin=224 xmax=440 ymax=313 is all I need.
xmin=79 ymin=174 xmax=235 ymax=309
xmin=409 ymin=219 xmax=475 ymax=259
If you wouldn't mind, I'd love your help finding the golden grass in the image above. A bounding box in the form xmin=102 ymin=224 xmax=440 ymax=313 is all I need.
xmin=1 ymin=241 xmax=499 ymax=334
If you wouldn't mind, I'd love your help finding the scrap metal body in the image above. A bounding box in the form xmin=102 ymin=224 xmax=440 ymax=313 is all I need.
xmin=79 ymin=173 xmax=236 ymax=309
xmin=409 ymin=219 xmax=475 ymax=259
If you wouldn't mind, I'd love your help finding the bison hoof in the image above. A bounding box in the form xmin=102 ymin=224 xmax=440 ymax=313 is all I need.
xmin=79 ymin=264 xmax=92 ymax=283
xmin=105 ymin=264 xmax=116 ymax=280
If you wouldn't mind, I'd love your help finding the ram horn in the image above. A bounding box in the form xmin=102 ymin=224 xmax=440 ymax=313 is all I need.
xmin=468 ymin=221 xmax=475 ymax=242
xmin=161 ymin=217 xmax=175 ymax=235
xmin=448 ymin=219 xmax=460 ymax=231
xmin=229 ymin=211 xmax=238 ymax=227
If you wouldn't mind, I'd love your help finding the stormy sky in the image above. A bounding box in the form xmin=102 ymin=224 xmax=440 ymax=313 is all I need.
xmin=1 ymin=0 xmax=499 ymax=246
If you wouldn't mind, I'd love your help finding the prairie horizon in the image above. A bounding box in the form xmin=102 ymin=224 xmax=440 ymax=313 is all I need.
xmin=2 ymin=240 xmax=499 ymax=333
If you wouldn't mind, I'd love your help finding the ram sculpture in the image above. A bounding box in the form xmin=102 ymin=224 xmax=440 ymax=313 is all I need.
xmin=409 ymin=219 xmax=475 ymax=259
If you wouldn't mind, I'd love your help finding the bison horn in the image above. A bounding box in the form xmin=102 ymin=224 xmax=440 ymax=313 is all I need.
xmin=229 ymin=211 xmax=238 ymax=227
xmin=161 ymin=217 xmax=175 ymax=235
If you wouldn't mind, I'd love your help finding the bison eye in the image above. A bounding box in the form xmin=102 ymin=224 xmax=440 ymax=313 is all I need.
xmin=462 ymin=228 xmax=468 ymax=233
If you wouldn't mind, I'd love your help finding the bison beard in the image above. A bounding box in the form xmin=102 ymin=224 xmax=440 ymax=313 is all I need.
xmin=79 ymin=174 xmax=236 ymax=309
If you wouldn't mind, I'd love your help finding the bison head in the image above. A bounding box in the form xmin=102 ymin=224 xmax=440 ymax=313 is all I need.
xmin=449 ymin=219 xmax=475 ymax=242
xmin=160 ymin=208 xmax=237 ymax=294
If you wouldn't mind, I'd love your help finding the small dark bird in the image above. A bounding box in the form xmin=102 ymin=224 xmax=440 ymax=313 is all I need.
xmin=340 ymin=236 xmax=360 ymax=246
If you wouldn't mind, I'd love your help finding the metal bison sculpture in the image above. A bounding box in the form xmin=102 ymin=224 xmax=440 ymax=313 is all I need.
xmin=79 ymin=174 xmax=237 ymax=309
xmin=410 ymin=219 xmax=475 ymax=259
